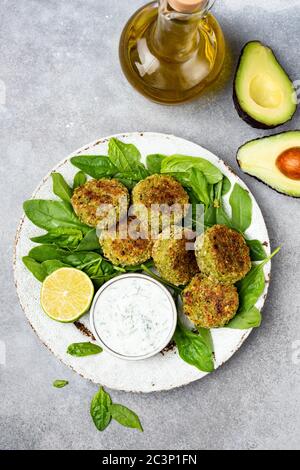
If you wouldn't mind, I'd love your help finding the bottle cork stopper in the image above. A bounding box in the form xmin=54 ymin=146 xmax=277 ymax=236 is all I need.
xmin=168 ymin=0 xmax=207 ymax=13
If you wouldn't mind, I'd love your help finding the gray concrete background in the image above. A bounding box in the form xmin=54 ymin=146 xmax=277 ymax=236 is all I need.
xmin=1 ymin=0 xmax=300 ymax=450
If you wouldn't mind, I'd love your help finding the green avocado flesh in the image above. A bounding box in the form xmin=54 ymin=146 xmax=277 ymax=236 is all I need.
xmin=237 ymin=131 xmax=300 ymax=197
xmin=234 ymin=42 xmax=296 ymax=128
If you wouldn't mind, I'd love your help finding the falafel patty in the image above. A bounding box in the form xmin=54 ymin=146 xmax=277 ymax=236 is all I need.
xmin=195 ymin=224 xmax=251 ymax=284
xmin=152 ymin=227 xmax=199 ymax=286
xmin=71 ymin=178 xmax=129 ymax=227
xmin=183 ymin=274 xmax=239 ymax=329
xmin=131 ymin=174 xmax=189 ymax=229
xmin=99 ymin=217 xmax=152 ymax=267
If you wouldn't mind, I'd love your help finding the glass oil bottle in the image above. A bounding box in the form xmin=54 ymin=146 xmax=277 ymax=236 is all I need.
xmin=119 ymin=0 xmax=225 ymax=104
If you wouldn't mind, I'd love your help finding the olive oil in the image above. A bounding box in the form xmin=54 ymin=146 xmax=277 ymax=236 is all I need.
xmin=119 ymin=0 xmax=225 ymax=104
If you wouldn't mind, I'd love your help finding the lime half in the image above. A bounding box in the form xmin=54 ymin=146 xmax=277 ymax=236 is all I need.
xmin=41 ymin=268 xmax=94 ymax=322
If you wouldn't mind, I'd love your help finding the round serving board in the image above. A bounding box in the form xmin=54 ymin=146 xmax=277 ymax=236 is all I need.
xmin=14 ymin=132 xmax=271 ymax=393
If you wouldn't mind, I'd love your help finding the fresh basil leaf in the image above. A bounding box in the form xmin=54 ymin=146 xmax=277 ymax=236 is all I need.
xmin=22 ymin=256 xmax=47 ymax=282
xmin=90 ymin=387 xmax=112 ymax=432
xmin=42 ymin=260 xmax=70 ymax=276
xmin=53 ymin=380 xmax=68 ymax=388
xmin=67 ymin=342 xmax=103 ymax=357
xmin=146 ymin=154 xmax=166 ymax=174
xmin=229 ymin=183 xmax=252 ymax=233
xmin=237 ymin=247 xmax=281 ymax=313
xmin=226 ymin=306 xmax=262 ymax=329
xmin=31 ymin=227 xmax=83 ymax=250
xmin=73 ymin=171 xmax=87 ymax=189
xmin=76 ymin=229 xmax=100 ymax=251
xmin=189 ymin=168 xmax=210 ymax=207
xmin=161 ymin=155 xmax=223 ymax=184
xmin=23 ymin=199 xmax=89 ymax=233
xmin=174 ymin=322 xmax=214 ymax=373
xmin=71 ymin=155 xmax=117 ymax=179
xmin=51 ymin=173 xmax=72 ymax=203
xmin=246 ymin=239 xmax=267 ymax=261
xmin=109 ymin=404 xmax=143 ymax=432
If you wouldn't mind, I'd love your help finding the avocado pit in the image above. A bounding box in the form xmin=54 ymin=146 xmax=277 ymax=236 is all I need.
xmin=276 ymin=147 xmax=300 ymax=180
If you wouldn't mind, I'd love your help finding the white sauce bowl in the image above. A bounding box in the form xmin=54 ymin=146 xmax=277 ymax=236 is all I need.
xmin=89 ymin=274 xmax=178 ymax=361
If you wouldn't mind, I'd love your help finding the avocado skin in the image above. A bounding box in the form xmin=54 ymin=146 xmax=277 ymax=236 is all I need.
xmin=233 ymin=41 xmax=297 ymax=130
xmin=236 ymin=131 xmax=300 ymax=198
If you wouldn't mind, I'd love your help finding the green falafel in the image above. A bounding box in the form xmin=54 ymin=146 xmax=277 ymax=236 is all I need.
xmin=152 ymin=227 xmax=199 ymax=286
xmin=183 ymin=274 xmax=239 ymax=329
xmin=195 ymin=225 xmax=251 ymax=284
xmin=99 ymin=216 xmax=152 ymax=267
xmin=132 ymin=174 xmax=189 ymax=230
xmin=71 ymin=178 xmax=129 ymax=227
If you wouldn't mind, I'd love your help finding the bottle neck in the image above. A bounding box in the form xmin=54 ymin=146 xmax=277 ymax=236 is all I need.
xmin=152 ymin=0 xmax=210 ymax=61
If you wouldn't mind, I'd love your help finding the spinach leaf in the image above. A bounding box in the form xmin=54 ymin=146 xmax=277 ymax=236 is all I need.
xmin=108 ymin=138 xmax=141 ymax=171
xmin=237 ymin=247 xmax=281 ymax=313
xmin=114 ymin=171 xmax=147 ymax=189
xmin=51 ymin=173 xmax=72 ymax=203
xmin=146 ymin=154 xmax=166 ymax=174
xmin=76 ymin=229 xmax=100 ymax=252
xmin=23 ymin=199 xmax=89 ymax=233
xmin=29 ymin=245 xmax=68 ymax=263
xmin=53 ymin=380 xmax=68 ymax=388
xmin=71 ymin=155 xmax=117 ymax=179
xmin=226 ymin=307 xmax=262 ymax=329
xmin=161 ymin=155 xmax=223 ymax=184
xmin=204 ymin=205 xmax=216 ymax=227
xmin=174 ymin=322 xmax=214 ymax=373
xmin=189 ymin=168 xmax=210 ymax=207
xmin=29 ymin=245 xmax=105 ymax=274
xmin=73 ymin=171 xmax=87 ymax=189
xmin=229 ymin=183 xmax=252 ymax=233
xmin=42 ymin=260 xmax=70 ymax=276
xmin=109 ymin=404 xmax=143 ymax=432
xmin=31 ymin=227 xmax=83 ymax=250
xmin=90 ymin=387 xmax=112 ymax=432
xmin=222 ymin=176 xmax=232 ymax=196
xmin=246 ymin=239 xmax=267 ymax=261
xmin=22 ymin=256 xmax=47 ymax=282
xmin=204 ymin=177 xmax=233 ymax=228
xmin=65 ymin=251 xmax=101 ymax=267
xmin=67 ymin=342 xmax=103 ymax=357
xmin=108 ymin=138 xmax=149 ymax=181
xmin=238 ymin=266 xmax=265 ymax=313
xmin=198 ymin=327 xmax=214 ymax=357
xmin=216 ymin=206 xmax=233 ymax=227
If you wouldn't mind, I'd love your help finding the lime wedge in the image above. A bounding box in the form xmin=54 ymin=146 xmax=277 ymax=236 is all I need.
xmin=41 ymin=268 xmax=94 ymax=322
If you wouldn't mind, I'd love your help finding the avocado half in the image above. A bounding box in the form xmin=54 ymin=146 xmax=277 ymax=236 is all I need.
xmin=233 ymin=41 xmax=297 ymax=129
xmin=237 ymin=131 xmax=300 ymax=197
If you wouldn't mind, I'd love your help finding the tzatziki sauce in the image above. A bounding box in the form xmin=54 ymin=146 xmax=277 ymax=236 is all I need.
xmin=90 ymin=274 xmax=177 ymax=360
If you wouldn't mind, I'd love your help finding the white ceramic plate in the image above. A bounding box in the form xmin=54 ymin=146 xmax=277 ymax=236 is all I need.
xmin=14 ymin=132 xmax=271 ymax=393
